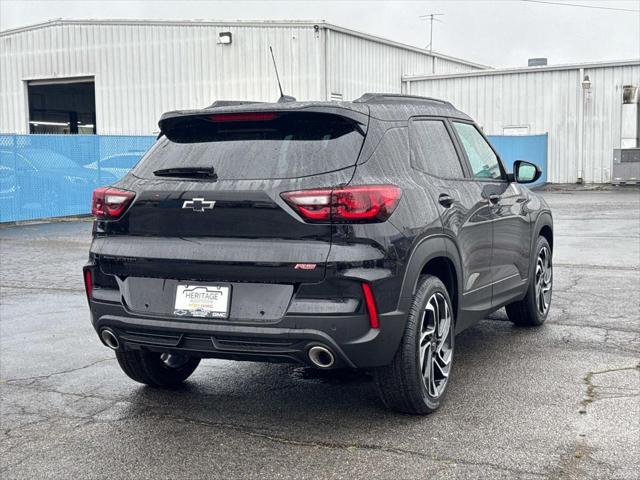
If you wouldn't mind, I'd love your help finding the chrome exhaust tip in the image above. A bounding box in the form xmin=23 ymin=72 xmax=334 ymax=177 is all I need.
xmin=308 ymin=345 xmax=335 ymax=368
xmin=100 ymin=328 xmax=120 ymax=350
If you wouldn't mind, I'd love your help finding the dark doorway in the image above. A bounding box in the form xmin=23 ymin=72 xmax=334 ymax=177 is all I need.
xmin=27 ymin=79 xmax=96 ymax=134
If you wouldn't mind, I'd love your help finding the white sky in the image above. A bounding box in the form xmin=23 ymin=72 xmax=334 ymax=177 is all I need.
xmin=1 ymin=0 xmax=638 ymax=67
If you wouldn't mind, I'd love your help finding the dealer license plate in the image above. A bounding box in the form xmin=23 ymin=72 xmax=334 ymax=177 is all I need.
xmin=174 ymin=284 xmax=231 ymax=319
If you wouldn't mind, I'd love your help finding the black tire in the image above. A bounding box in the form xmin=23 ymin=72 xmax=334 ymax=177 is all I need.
xmin=115 ymin=350 xmax=201 ymax=388
xmin=374 ymin=275 xmax=455 ymax=415
xmin=506 ymin=236 xmax=552 ymax=327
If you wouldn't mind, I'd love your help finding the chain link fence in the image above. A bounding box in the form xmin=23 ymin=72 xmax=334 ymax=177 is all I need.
xmin=0 ymin=134 xmax=156 ymax=222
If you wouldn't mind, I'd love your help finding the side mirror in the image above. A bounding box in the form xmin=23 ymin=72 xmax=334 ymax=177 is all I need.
xmin=512 ymin=160 xmax=541 ymax=184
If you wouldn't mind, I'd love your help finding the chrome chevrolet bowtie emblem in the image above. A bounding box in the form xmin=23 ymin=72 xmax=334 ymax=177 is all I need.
xmin=182 ymin=198 xmax=216 ymax=212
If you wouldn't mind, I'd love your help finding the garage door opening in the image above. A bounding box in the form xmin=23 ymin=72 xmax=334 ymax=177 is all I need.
xmin=27 ymin=78 xmax=96 ymax=134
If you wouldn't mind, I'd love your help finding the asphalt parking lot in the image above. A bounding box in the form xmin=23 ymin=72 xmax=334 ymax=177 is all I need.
xmin=1 ymin=188 xmax=638 ymax=479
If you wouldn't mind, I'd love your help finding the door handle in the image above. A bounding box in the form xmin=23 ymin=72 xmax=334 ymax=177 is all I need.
xmin=438 ymin=193 xmax=454 ymax=208
xmin=488 ymin=194 xmax=501 ymax=205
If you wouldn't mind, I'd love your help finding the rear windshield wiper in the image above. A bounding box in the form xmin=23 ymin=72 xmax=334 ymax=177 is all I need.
xmin=153 ymin=167 xmax=218 ymax=180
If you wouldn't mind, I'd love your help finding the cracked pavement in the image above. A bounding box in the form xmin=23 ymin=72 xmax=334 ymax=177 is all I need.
xmin=1 ymin=189 xmax=639 ymax=479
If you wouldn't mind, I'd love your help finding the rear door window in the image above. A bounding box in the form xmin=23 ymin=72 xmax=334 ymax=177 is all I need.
xmin=133 ymin=112 xmax=365 ymax=180
xmin=410 ymin=119 xmax=464 ymax=178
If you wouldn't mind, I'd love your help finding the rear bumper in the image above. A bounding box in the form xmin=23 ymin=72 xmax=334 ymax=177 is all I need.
xmin=89 ymin=299 xmax=406 ymax=369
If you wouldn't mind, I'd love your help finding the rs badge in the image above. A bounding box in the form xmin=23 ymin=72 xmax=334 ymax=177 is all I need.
xmin=294 ymin=263 xmax=317 ymax=270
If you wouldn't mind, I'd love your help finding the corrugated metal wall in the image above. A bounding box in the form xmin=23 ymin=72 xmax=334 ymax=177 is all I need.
xmin=326 ymin=29 xmax=480 ymax=101
xmin=581 ymin=65 xmax=640 ymax=183
xmin=404 ymin=63 xmax=640 ymax=183
xmin=0 ymin=22 xmax=326 ymax=135
xmin=0 ymin=20 xmax=481 ymax=135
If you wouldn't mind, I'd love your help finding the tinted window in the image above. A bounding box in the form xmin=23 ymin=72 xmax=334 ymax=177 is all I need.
xmin=410 ymin=120 xmax=463 ymax=178
xmin=133 ymin=112 xmax=364 ymax=180
xmin=453 ymin=122 xmax=502 ymax=179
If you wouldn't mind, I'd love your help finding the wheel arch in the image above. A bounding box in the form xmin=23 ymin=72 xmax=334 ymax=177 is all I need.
xmin=534 ymin=211 xmax=554 ymax=252
xmin=399 ymin=235 xmax=463 ymax=323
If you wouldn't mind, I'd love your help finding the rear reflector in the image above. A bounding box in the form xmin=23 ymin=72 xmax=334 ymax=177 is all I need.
xmin=208 ymin=112 xmax=278 ymax=122
xmin=91 ymin=187 xmax=135 ymax=219
xmin=281 ymin=185 xmax=401 ymax=223
xmin=83 ymin=269 xmax=93 ymax=300
xmin=362 ymin=283 xmax=379 ymax=329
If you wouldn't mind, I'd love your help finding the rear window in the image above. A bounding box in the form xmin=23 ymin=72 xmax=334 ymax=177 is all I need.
xmin=133 ymin=112 xmax=365 ymax=180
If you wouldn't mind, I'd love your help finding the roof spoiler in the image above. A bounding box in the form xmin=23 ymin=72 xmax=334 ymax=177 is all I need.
xmin=158 ymin=106 xmax=370 ymax=142
xmin=206 ymin=100 xmax=265 ymax=108
xmin=355 ymin=93 xmax=453 ymax=107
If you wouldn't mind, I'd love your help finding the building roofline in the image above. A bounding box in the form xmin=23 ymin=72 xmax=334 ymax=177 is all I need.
xmin=0 ymin=18 xmax=490 ymax=70
xmin=319 ymin=23 xmax=490 ymax=69
xmin=0 ymin=18 xmax=327 ymax=36
xmin=402 ymin=59 xmax=640 ymax=82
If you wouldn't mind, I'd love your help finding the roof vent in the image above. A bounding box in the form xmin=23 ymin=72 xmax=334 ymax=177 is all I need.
xmin=528 ymin=58 xmax=548 ymax=67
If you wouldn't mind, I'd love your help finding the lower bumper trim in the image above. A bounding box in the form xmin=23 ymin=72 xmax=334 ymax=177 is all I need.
xmin=104 ymin=323 xmax=356 ymax=368
xmin=91 ymin=305 xmax=407 ymax=368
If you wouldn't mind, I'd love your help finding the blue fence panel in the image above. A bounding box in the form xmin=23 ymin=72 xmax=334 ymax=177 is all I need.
xmin=487 ymin=134 xmax=548 ymax=186
xmin=0 ymin=134 xmax=156 ymax=223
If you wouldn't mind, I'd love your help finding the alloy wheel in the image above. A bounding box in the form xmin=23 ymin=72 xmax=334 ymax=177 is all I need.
xmin=535 ymin=246 xmax=552 ymax=315
xmin=419 ymin=292 xmax=453 ymax=398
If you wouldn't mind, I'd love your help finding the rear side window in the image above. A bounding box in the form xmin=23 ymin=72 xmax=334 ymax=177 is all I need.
xmin=410 ymin=120 xmax=463 ymax=178
xmin=452 ymin=122 xmax=503 ymax=180
xmin=133 ymin=112 xmax=364 ymax=180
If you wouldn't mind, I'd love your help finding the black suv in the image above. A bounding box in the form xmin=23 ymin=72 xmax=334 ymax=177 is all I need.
xmin=84 ymin=94 xmax=553 ymax=414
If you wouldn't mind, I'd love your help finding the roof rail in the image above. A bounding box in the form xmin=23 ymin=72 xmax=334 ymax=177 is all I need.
xmin=207 ymin=100 xmax=264 ymax=108
xmin=354 ymin=93 xmax=452 ymax=107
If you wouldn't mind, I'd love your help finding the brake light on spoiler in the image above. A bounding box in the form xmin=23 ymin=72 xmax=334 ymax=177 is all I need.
xmin=208 ymin=112 xmax=278 ymax=122
xmin=91 ymin=187 xmax=135 ymax=220
xmin=281 ymin=185 xmax=401 ymax=223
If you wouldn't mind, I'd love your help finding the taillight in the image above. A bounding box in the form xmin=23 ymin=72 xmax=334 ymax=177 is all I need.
xmin=281 ymin=185 xmax=401 ymax=223
xmin=281 ymin=189 xmax=333 ymax=221
xmin=91 ymin=187 xmax=135 ymax=219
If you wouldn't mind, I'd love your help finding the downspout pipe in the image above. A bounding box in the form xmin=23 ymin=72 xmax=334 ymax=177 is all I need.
xmin=323 ymin=26 xmax=330 ymax=101
xmin=577 ymin=67 xmax=585 ymax=183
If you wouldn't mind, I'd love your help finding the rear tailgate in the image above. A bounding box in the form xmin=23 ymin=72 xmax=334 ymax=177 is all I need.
xmin=91 ymin=107 xmax=369 ymax=316
xmin=93 ymin=172 xmax=356 ymax=284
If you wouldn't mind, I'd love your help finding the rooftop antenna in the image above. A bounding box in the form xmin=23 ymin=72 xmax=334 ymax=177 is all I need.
xmin=269 ymin=46 xmax=296 ymax=103
xmin=419 ymin=13 xmax=444 ymax=73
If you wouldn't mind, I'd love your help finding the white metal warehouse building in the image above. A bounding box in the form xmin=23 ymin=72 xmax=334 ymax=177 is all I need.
xmin=403 ymin=60 xmax=640 ymax=184
xmin=2 ymin=19 xmax=638 ymax=184
xmin=0 ymin=19 xmax=485 ymax=135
